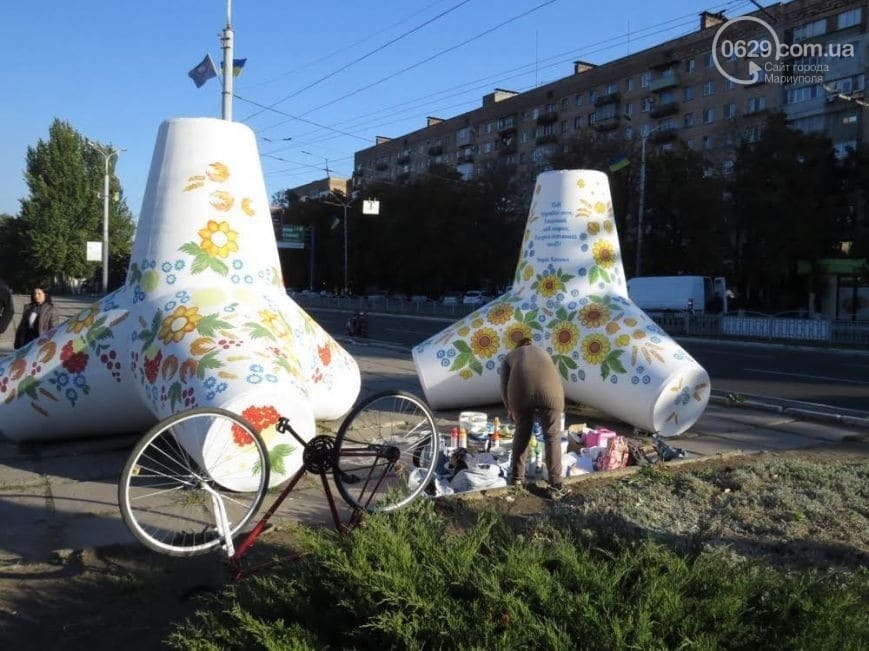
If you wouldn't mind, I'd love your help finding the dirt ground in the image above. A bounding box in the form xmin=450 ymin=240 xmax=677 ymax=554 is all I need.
xmin=0 ymin=439 xmax=866 ymax=649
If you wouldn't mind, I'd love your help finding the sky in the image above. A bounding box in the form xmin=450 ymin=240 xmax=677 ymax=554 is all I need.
xmin=0 ymin=0 xmax=758 ymax=220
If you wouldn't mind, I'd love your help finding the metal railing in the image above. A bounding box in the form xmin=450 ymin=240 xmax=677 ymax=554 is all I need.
xmin=293 ymin=294 xmax=869 ymax=348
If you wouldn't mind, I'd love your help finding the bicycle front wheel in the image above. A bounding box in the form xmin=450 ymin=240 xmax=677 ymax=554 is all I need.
xmin=118 ymin=408 xmax=270 ymax=557
xmin=333 ymin=391 xmax=440 ymax=513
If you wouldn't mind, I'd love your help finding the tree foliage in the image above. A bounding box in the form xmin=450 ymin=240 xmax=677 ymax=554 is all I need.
xmin=728 ymin=112 xmax=842 ymax=307
xmin=13 ymin=119 xmax=135 ymax=291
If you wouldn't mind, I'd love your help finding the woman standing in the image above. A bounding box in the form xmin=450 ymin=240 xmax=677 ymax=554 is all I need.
xmin=14 ymin=287 xmax=58 ymax=349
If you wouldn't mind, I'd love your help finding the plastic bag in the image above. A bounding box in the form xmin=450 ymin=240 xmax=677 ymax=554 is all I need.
xmin=595 ymin=435 xmax=631 ymax=471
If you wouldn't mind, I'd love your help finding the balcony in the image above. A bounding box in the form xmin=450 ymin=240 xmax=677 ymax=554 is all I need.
xmin=650 ymin=101 xmax=680 ymax=118
xmin=592 ymin=115 xmax=620 ymax=131
xmin=648 ymin=126 xmax=678 ymax=143
xmin=594 ymin=91 xmax=621 ymax=107
xmin=535 ymin=134 xmax=559 ymax=146
xmin=427 ymin=145 xmax=443 ymax=156
xmin=649 ymin=74 xmax=680 ymax=92
xmin=536 ymin=111 xmax=559 ymax=125
xmin=375 ymin=163 xmax=388 ymax=172
xmin=456 ymin=154 xmax=475 ymax=164
xmin=396 ymin=154 xmax=411 ymax=164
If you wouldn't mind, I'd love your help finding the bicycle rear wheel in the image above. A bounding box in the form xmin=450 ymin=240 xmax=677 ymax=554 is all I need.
xmin=118 ymin=408 xmax=270 ymax=557
xmin=333 ymin=391 xmax=439 ymax=513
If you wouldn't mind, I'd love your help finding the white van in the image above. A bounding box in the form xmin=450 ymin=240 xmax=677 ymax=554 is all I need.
xmin=627 ymin=276 xmax=728 ymax=314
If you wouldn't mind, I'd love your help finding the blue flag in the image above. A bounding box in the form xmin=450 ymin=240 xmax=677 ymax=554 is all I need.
xmin=232 ymin=58 xmax=247 ymax=77
xmin=188 ymin=54 xmax=218 ymax=88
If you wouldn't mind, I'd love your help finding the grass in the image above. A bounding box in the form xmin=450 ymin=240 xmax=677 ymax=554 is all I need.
xmin=166 ymin=456 xmax=869 ymax=651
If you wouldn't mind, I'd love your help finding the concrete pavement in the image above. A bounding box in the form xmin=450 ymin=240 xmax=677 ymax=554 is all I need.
xmin=0 ymin=335 xmax=867 ymax=564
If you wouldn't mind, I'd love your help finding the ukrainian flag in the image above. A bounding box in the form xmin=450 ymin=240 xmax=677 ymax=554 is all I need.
xmin=232 ymin=58 xmax=247 ymax=77
xmin=608 ymin=155 xmax=630 ymax=172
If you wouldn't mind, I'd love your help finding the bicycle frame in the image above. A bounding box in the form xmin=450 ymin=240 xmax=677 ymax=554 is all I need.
xmin=226 ymin=420 xmax=400 ymax=580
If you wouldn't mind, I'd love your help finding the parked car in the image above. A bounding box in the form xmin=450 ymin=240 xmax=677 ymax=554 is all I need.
xmin=441 ymin=292 xmax=462 ymax=306
xmin=410 ymin=294 xmax=431 ymax=303
xmin=462 ymin=290 xmax=492 ymax=306
xmin=390 ymin=292 xmax=408 ymax=302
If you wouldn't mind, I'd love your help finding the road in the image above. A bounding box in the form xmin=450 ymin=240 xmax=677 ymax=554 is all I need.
xmin=309 ymin=307 xmax=869 ymax=415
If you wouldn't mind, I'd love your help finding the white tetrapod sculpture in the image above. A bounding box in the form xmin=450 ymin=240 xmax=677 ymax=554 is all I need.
xmin=412 ymin=169 xmax=710 ymax=437
xmin=0 ymin=118 xmax=360 ymax=486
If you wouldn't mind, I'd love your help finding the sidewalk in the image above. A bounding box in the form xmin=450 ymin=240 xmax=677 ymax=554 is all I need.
xmin=0 ymin=337 xmax=867 ymax=564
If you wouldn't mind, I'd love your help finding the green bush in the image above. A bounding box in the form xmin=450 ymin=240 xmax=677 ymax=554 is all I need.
xmin=168 ymin=500 xmax=868 ymax=650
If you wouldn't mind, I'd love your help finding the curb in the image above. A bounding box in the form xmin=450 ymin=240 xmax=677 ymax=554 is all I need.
xmin=709 ymin=392 xmax=869 ymax=430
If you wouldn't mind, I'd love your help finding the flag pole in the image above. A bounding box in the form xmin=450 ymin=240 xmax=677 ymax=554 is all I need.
xmin=221 ymin=0 xmax=234 ymax=121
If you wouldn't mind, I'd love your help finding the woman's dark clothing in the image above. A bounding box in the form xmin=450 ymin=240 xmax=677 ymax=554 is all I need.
xmin=14 ymin=302 xmax=58 ymax=349
xmin=0 ymin=282 xmax=12 ymax=335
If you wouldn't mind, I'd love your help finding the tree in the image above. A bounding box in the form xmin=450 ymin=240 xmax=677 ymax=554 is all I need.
xmin=728 ymin=112 xmax=840 ymax=309
xmin=642 ymin=145 xmax=728 ymax=276
xmin=16 ymin=119 xmax=135 ymax=291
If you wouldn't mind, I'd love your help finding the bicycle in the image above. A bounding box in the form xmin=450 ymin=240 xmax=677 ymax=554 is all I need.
xmin=117 ymin=390 xmax=440 ymax=575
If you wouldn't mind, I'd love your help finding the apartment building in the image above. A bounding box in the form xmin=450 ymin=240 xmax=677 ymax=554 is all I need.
xmin=352 ymin=0 xmax=867 ymax=187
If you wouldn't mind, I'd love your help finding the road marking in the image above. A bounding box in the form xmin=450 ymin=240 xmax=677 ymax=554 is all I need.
xmin=744 ymin=368 xmax=869 ymax=385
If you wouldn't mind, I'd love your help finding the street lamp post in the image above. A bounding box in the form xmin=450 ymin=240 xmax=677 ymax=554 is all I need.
xmin=635 ymin=123 xmax=666 ymax=277
xmin=323 ymin=193 xmax=351 ymax=295
xmin=86 ymin=141 xmax=125 ymax=293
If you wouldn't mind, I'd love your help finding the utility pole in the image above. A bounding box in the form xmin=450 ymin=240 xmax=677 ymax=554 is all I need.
xmin=221 ymin=0 xmax=234 ymax=120
xmin=86 ymin=141 xmax=125 ymax=293
xmin=636 ymin=123 xmax=666 ymax=277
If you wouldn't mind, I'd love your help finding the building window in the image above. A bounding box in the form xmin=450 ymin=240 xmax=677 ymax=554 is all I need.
xmin=624 ymin=126 xmax=634 ymax=139
xmin=561 ymin=97 xmax=569 ymax=110
xmin=574 ymin=115 xmax=583 ymax=129
xmin=792 ymin=115 xmax=825 ymax=132
xmin=497 ymin=115 xmax=515 ymax=129
xmin=746 ymin=96 xmax=767 ymax=113
xmin=485 ymin=121 xmax=495 ymax=134
xmin=703 ymin=107 xmax=715 ymax=124
xmin=684 ymin=58 xmax=695 ymax=73
xmin=684 ymin=86 xmax=695 ymax=101
xmin=641 ymin=97 xmax=653 ymax=112
xmin=703 ymin=79 xmax=716 ymax=96
xmin=545 ymin=102 xmax=557 ymax=114
xmin=588 ymin=88 xmax=597 ymax=103
xmin=574 ymin=93 xmax=583 ymax=107
xmin=684 ymin=112 xmax=694 ymax=127
xmin=838 ymin=8 xmax=862 ymax=29
xmin=723 ymin=103 xmax=737 ymax=119
xmin=722 ymin=159 xmax=735 ymax=175
xmin=746 ymin=125 xmax=762 ymax=143
xmin=606 ymin=82 xmax=619 ymax=94
xmin=626 ymin=77 xmax=635 ymax=91
xmin=793 ymin=19 xmax=826 ymax=41
xmin=521 ymin=131 xmax=530 ymax=143
xmin=828 ymin=73 xmax=866 ymax=94
xmin=561 ymin=120 xmax=568 ymax=134
xmin=482 ymin=142 xmax=493 ymax=153
xmin=703 ymin=134 xmax=715 ymax=149
xmin=843 ymin=114 xmax=858 ymax=124
xmin=786 ymin=84 xmax=820 ymax=104
xmin=588 ymin=112 xmax=597 ymax=126
xmin=704 ymin=52 xmax=714 ymax=67
xmin=641 ymin=72 xmax=651 ymax=88
xmin=624 ymin=101 xmax=633 ymax=116
xmin=456 ymin=126 xmax=471 ymax=143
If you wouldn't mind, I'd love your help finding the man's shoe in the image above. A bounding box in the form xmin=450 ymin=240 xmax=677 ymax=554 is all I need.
xmin=546 ymin=484 xmax=570 ymax=501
